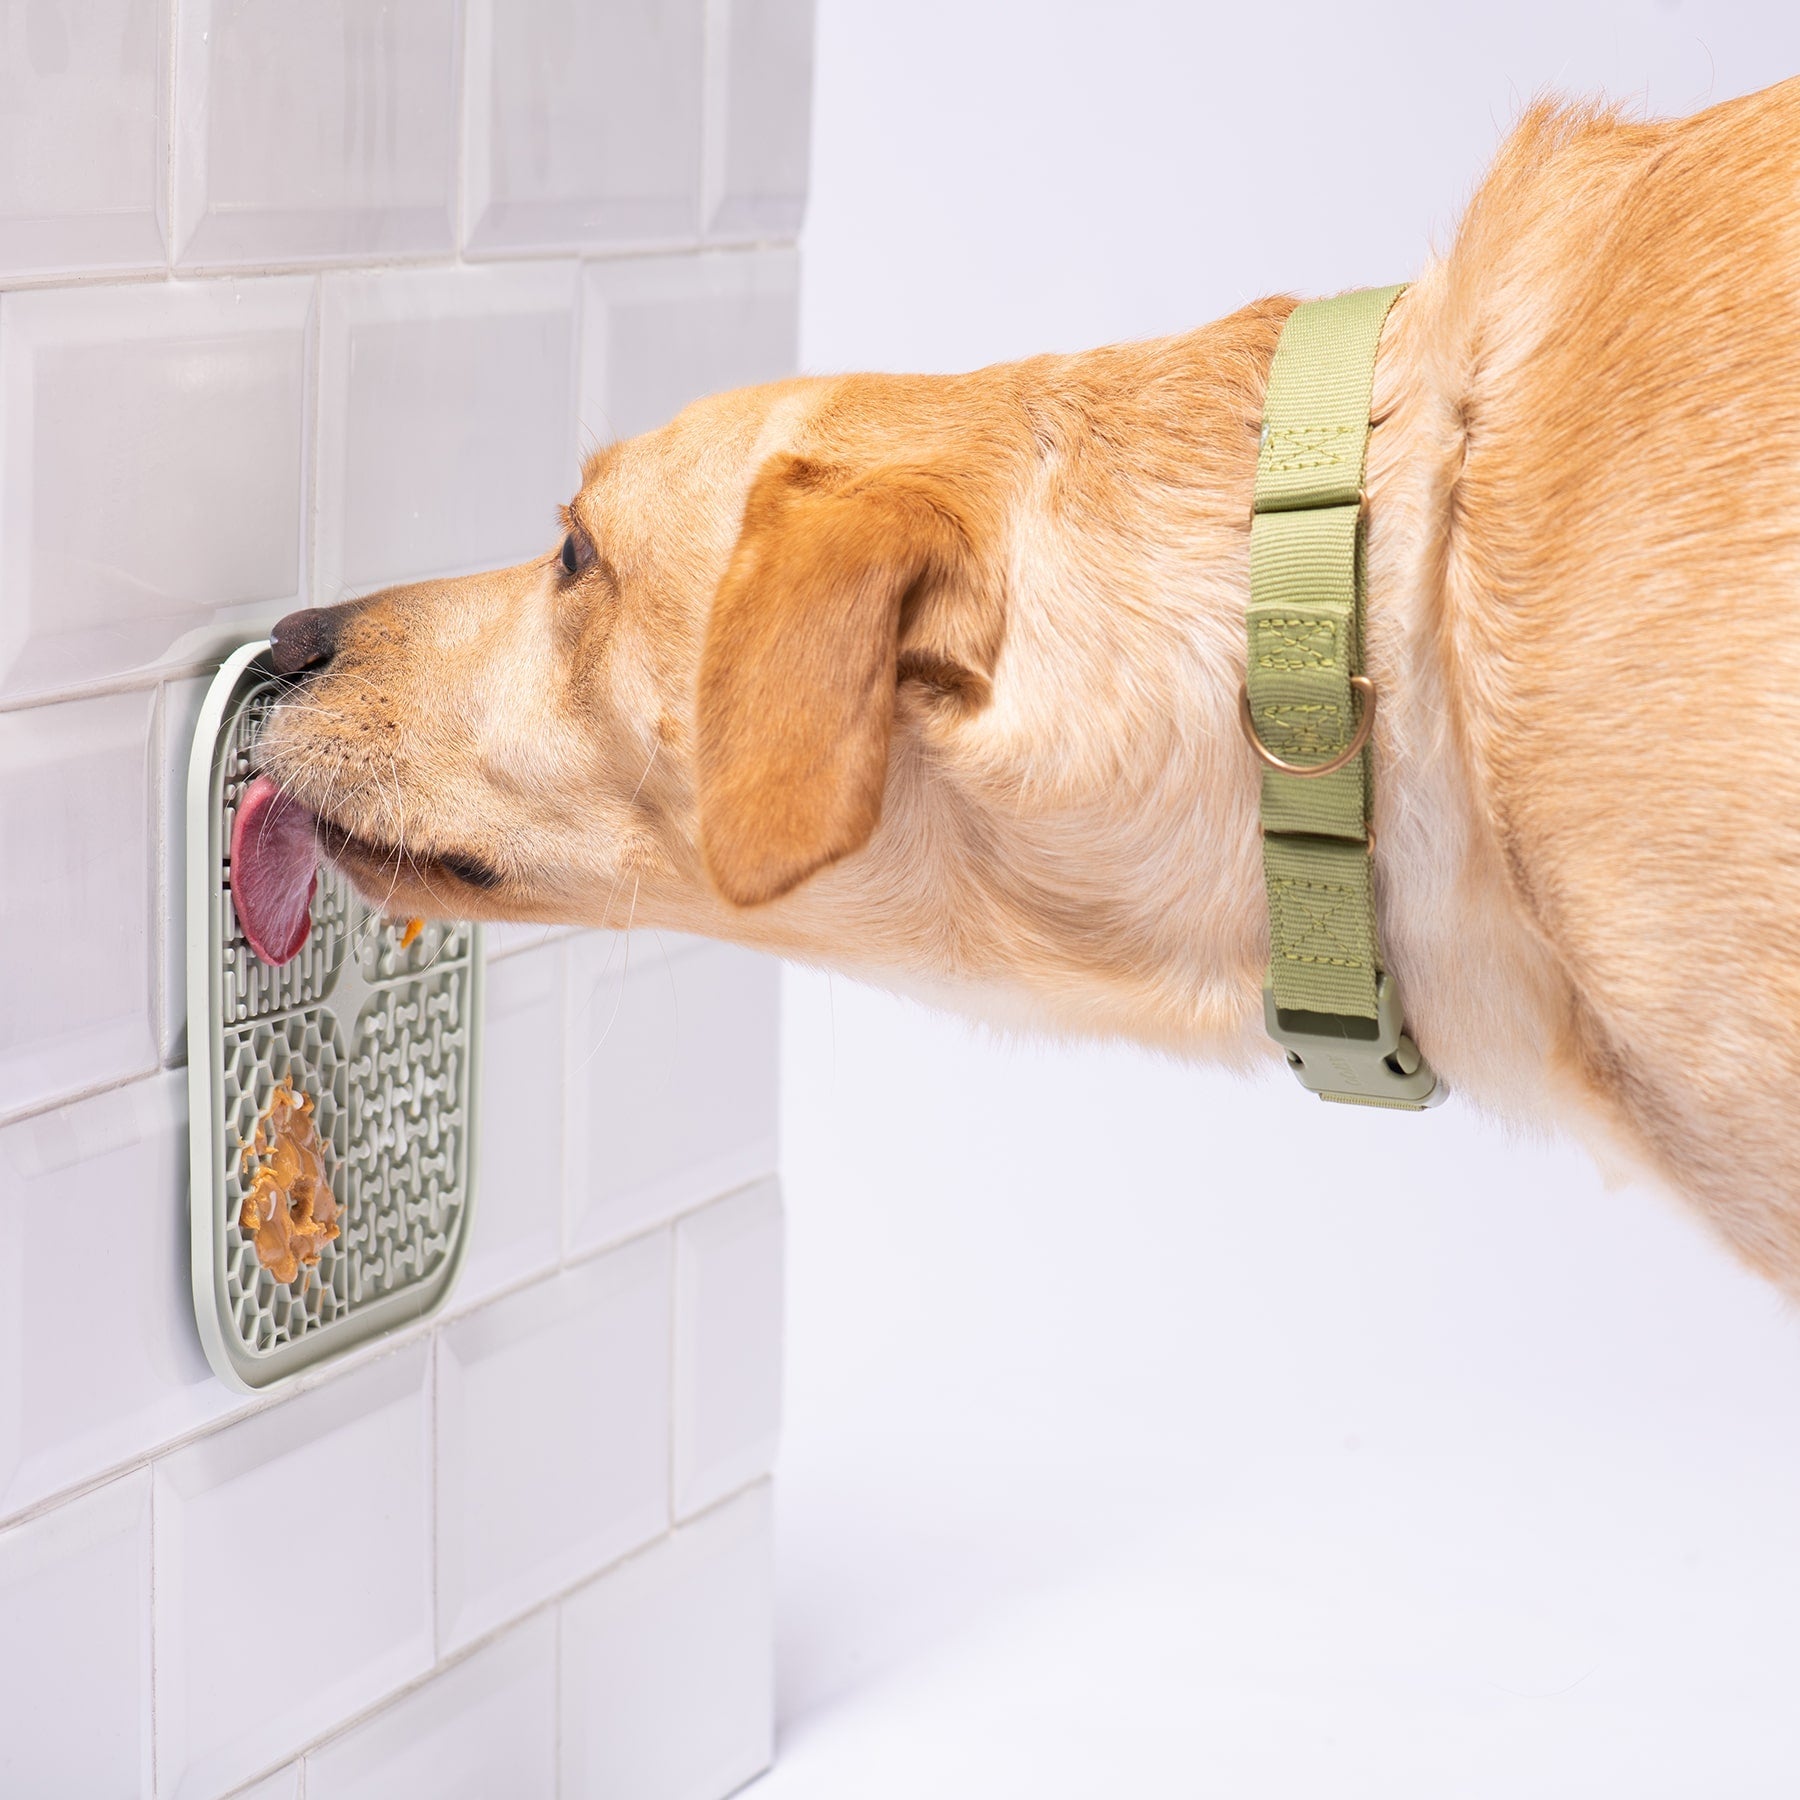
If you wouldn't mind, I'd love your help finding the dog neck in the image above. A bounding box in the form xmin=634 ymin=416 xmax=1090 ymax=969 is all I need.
xmin=1343 ymin=274 xmax=1573 ymax=1123
xmin=670 ymin=285 xmax=1573 ymax=1124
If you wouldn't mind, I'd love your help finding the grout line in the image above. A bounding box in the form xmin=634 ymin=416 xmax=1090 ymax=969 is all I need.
xmin=0 ymin=261 xmax=168 ymax=296
xmin=673 ymin=1473 xmax=771 ymax=1538
xmin=427 ymin=1329 xmax=441 ymax=1660
xmin=566 ymin=228 xmax=588 ymax=485
xmin=667 ymin=1219 xmax=681 ymax=1529
xmin=465 ymin=231 xmax=705 ymax=266
xmin=149 ymin=684 xmax=170 ymax=1073
xmin=559 ymin=935 xmax=580 ymax=1273
xmin=558 ymin=1166 xmax=780 ymax=1275
xmin=0 ymin=1060 xmax=168 ymax=1137
xmin=304 ymin=261 xmax=325 ymax=608
xmin=163 ymin=0 xmax=179 ymax=267
xmin=455 ymin=0 xmax=472 ymax=254
xmin=0 ymin=661 xmax=218 ymax=718
xmin=439 ymin=1250 xmax=563 ymax=1322
xmin=166 ymin=246 xmax=468 ymax=283
xmin=699 ymin=0 xmax=721 ymax=242
xmin=168 ymin=234 xmax=741 ymax=283
xmin=553 ymin=1596 xmax=565 ymax=1800
xmin=0 ymin=1330 xmax=426 ymax=1535
xmin=544 ymin=943 xmax=574 ymax=1300
xmin=0 ymin=232 xmax=803 ymax=302
xmin=215 ymin=1759 xmax=305 ymax=1800
xmin=480 ymin=924 xmax=581 ymax=964
xmin=147 ymin=1467 xmax=160 ymax=1800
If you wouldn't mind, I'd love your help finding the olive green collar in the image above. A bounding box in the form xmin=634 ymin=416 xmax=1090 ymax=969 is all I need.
xmin=1237 ymin=287 xmax=1443 ymax=1109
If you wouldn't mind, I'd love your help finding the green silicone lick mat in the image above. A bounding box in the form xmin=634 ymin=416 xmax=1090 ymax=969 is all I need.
xmin=186 ymin=640 xmax=482 ymax=1392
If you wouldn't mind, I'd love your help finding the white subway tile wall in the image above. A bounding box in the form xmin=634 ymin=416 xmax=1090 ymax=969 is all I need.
xmin=153 ymin=1349 xmax=436 ymax=1800
xmin=704 ymin=0 xmax=815 ymax=239
xmin=561 ymin=1481 xmax=776 ymax=1800
xmin=0 ymin=278 xmax=313 ymax=704
xmin=675 ymin=1176 xmax=785 ymax=1519
xmin=316 ymin=260 xmax=578 ymax=594
xmin=567 ymin=935 xmax=781 ymax=1255
xmin=0 ymin=1 xmax=166 ymax=280
xmin=0 ymin=689 xmax=159 ymax=1121
xmin=0 ymin=2 xmax=807 ymax=1791
xmin=460 ymin=941 xmax=566 ymax=1306
xmin=464 ymin=0 xmax=707 ymax=255
xmin=0 ymin=1074 xmax=239 ymax=1521
xmin=436 ymin=1240 xmax=672 ymax=1652
xmin=305 ymin=1611 xmax=558 ymax=1800
xmin=0 ymin=1471 xmax=154 ymax=1799
xmin=582 ymin=245 xmax=799 ymax=443
xmin=171 ymin=0 xmax=461 ymax=271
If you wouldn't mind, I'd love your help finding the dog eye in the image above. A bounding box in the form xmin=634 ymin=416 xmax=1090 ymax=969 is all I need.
xmin=560 ymin=526 xmax=598 ymax=576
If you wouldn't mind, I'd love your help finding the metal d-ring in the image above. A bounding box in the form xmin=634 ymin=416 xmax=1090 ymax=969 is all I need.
xmin=1238 ymin=674 xmax=1377 ymax=779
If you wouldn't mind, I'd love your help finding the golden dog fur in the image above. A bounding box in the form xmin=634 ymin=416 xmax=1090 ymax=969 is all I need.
xmin=260 ymin=80 xmax=1800 ymax=1290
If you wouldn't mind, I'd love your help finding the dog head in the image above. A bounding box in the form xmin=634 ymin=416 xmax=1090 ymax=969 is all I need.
xmin=255 ymin=370 xmax=1013 ymax=950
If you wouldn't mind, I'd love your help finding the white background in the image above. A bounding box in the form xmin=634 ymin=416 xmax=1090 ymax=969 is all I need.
xmin=770 ymin=5 xmax=1800 ymax=1794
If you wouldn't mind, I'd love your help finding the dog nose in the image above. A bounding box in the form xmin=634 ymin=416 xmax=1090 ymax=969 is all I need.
xmin=268 ymin=606 xmax=341 ymax=676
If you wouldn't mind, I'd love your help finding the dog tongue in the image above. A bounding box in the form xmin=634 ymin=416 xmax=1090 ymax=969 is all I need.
xmin=231 ymin=777 xmax=319 ymax=965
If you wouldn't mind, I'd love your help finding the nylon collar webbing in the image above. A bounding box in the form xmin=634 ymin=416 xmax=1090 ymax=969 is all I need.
xmin=1243 ymin=287 xmax=1442 ymax=1110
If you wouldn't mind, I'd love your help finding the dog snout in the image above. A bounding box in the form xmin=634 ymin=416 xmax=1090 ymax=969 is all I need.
xmin=268 ymin=604 xmax=346 ymax=676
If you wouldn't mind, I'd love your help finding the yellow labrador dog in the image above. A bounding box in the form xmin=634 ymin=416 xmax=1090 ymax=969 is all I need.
xmin=249 ymin=82 xmax=1800 ymax=1291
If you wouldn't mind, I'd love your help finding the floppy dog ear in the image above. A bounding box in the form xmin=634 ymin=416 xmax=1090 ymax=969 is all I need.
xmin=697 ymin=454 xmax=982 ymax=907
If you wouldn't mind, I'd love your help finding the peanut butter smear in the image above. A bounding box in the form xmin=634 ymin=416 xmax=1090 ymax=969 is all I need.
xmin=239 ymin=1079 xmax=339 ymax=1284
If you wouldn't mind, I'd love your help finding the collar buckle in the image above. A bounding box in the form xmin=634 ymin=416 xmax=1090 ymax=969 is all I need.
xmin=1263 ymin=972 xmax=1443 ymax=1111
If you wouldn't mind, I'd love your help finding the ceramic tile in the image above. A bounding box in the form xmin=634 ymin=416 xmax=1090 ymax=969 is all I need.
xmin=465 ymin=0 xmax=705 ymax=253
xmin=580 ymin=247 xmax=798 ymax=445
xmin=154 ymin=1347 xmax=433 ymax=1800
xmin=0 ymin=0 xmax=166 ymax=279
xmin=674 ymin=1179 xmax=784 ymax=1519
xmin=0 ymin=1074 xmax=242 ymax=1522
xmin=566 ymin=938 xmax=779 ymax=1255
xmin=436 ymin=1240 xmax=672 ymax=1652
xmin=316 ymin=263 xmax=578 ymax=597
xmin=458 ymin=942 xmax=565 ymax=1308
xmin=0 ymin=279 xmax=312 ymax=703
xmin=560 ymin=1482 xmax=773 ymax=1800
xmin=703 ymin=0 xmax=814 ymax=239
xmin=172 ymin=0 xmax=459 ymax=268
xmin=0 ymin=691 xmax=158 ymax=1124
xmin=0 ymin=1472 xmax=152 ymax=1800
xmin=307 ymin=1611 xmax=556 ymax=1800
